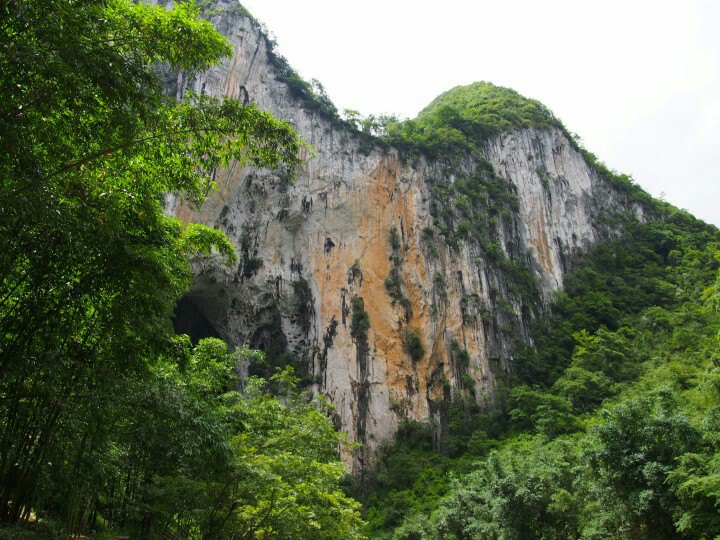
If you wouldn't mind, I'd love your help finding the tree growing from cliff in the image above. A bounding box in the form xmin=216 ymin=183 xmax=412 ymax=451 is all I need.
xmin=350 ymin=297 xmax=371 ymax=341
xmin=403 ymin=328 xmax=425 ymax=362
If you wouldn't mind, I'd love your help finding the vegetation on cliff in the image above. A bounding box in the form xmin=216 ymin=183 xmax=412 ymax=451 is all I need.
xmin=384 ymin=82 xmax=562 ymax=160
xmin=359 ymin=208 xmax=720 ymax=539
xmin=322 ymin=45 xmax=720 ymax=540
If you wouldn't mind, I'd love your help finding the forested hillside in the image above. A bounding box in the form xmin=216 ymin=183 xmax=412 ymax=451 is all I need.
xmin=1 ymin=1 xmax=718 ymax=539
xmin=358 ymin=196 xmax=720 ymax=539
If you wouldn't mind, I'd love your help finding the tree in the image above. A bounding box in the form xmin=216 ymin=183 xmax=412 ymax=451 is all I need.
xmin=191 ymin=367 xmax=364 ymax=539
xmin=403 ymin=328 xmax=425 ymax=362
xmin=117 ymin=342 xmax=365 ymax=539
xmin=585 ymin=392 xmax=701 ymax=538
xmin=0 ymin=0 xmax=302 ymax=529
xmin=433 ymin=438 xmax=581 ymax=540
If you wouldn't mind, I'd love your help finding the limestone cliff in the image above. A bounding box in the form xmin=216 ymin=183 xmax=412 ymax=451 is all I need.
xmin=160 ymin=0 xmax=641 ymax=470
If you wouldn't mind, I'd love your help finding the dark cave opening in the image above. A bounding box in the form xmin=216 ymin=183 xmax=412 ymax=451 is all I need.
xmin=172 ymin=296 xmax=222 ymax=344
xmin=170 ymin=290 xmax=312 ymax=385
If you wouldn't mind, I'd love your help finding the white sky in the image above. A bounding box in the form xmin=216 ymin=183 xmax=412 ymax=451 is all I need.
xmin=241 ymin=0 xmax=720 ymax=227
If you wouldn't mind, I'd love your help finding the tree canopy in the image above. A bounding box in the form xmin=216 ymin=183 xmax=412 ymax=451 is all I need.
xmin=0 ymin=1 xmax=364 ymax=537
xmin=381 ymin=82 xmax=562 ymax=160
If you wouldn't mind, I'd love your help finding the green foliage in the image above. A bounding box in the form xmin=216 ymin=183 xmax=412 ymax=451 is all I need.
xmin=420 ymin=156 xmax=540 ymax=322
xmin=515 ymin=216 xmax=719 ymax=387
xmin=433 ymin=273 xmax=447 ymax=301
xmin=583 ymin=391 xmax=701 ymax=537
xmin=358 ymin=422 xmax=451 ymax=534
xmin=509 ymin=386 xmax=582 ymax=437
xmin=426 ymin=159 xmax=519 ymax=250
xmin=575 ymin=144 xmax=652 ymax=202
xmin=0 ymin=1 xmax=365 ymax=536
xmin=385 ymin=227 xmax=413 ymax=320
xmin=433 ymin=437 xmax=582 ymax=539
xmin=350 ymin=297 xmax=371 ymax=341
xmin=263 ymin=27 xmax=383 ymax=157
xmin=292 ymin=277 xmax=314 ymax=334
xmin=420 ymin=226 xmax=440 ymax=259
xmin=403 ymin=328 xmax=425 ymax=362
xmin=179 ymin=222 xmax=238 ymax=266
xmin=667 ymin=406 xmax=720 ymax=537
xmin=383 ymin=82 xmax=562 ymax=160
xmin=266 ymin=46 xmax=341 ymax=122
xmin=377 ymin=79 xmax=654 ymax=219
xmin=384 ymin=269 xmax=405 ymax=306
xmin=389 ymin=227 xmax=402 ymax=251
xmin=350 ymin=260 xmax=363 ymax=283
xmin=444 ymin=398 xmax=507 ymax=459
xmin=130 ymin=345 xmax=364 ymax=538
xmin=367 ymin=209 xmax=720 ymax=537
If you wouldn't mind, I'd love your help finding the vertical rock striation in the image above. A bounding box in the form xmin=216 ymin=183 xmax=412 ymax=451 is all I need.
xmin=158 ymin=0 xmax=641 ymax=469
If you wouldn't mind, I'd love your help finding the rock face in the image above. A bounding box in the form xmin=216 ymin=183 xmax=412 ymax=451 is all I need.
xmin=160 ymin=1 xmax=637 ymax=470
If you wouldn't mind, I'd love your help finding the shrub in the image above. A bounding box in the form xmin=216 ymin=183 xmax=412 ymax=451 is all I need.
xmin=350 ymin=297 xmax=371 ymax=340
xmin=403 ymin=328 xmax=425 ymax=362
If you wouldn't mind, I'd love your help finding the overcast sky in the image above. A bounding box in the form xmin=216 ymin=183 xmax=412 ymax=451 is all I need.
xmin=240 ymin=0 xmax=719 ymax=226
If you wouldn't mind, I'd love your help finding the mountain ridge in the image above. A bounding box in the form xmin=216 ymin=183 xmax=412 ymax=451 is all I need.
xmin=156 ymin=0 xmax=715 ymax=473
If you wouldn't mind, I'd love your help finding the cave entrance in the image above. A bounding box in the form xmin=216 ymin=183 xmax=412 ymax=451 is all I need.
xmin=172 ymin=295 xmax=223 ymax=345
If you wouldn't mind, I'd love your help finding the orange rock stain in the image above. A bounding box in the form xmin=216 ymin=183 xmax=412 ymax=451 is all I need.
xmin=308 ymin=156 xmax=442 ymax=414
xmin=533 ymin=211 xmax=554 ymax=276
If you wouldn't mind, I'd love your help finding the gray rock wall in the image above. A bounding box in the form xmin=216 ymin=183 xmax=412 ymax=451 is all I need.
xmin=157 ymin=0 xmax=635 ymax=469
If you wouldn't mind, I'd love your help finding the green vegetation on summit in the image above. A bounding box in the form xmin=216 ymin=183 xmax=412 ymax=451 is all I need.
xmin=420 ymin=82 xmax=560 ymax=127
xmin=382 ymin=82 xmax=561 ymax=160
